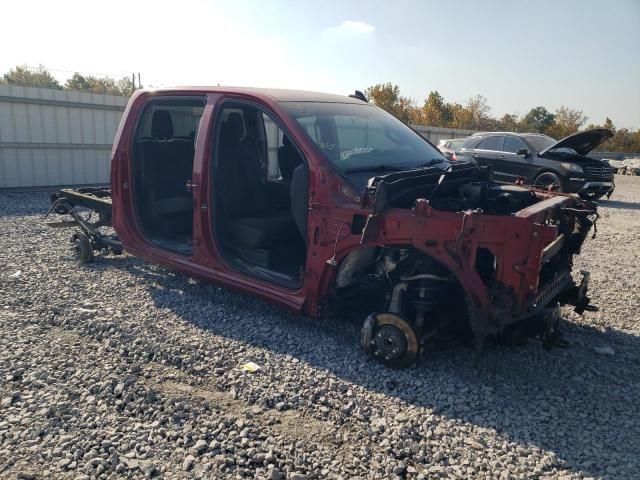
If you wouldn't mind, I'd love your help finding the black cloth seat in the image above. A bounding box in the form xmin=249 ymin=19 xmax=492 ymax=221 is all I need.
xmin=278 ymin=135 xmax=303 ymax=181
xmin=218 ymin=112 xmax=298 ymax=252
xmin=140 ymin=110 xmax=194 ymax=232
xmin=227 ymin=214 xmax=299 ymax=250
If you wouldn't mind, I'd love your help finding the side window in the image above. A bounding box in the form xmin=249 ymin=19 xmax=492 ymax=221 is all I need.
xmin=478 ymin=136 xmax=503 ymax=151
xmin=502 ymin=136 xmax=526 ymax=153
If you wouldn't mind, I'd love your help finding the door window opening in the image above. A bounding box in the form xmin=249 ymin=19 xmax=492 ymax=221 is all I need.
xmin=132 ymin=98 xmax=205 ymax=254
xmin=213 ymin=102 xmax=307 ymax=288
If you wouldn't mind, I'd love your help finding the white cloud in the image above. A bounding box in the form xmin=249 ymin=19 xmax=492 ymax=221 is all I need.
xmin=340 ymin=20 xmax=375 ymax=34
xmin=323 ymin=20 xmax=375 ymax=36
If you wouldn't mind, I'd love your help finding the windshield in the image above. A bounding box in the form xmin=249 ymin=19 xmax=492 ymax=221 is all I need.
xmin=281 ymin=101 xmax=449 ymax=174
xmin=524 ymin=134 xmax=556 ymax=152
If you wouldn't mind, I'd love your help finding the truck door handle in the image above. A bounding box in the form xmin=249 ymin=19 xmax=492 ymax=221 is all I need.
xmin=472 ymin=153 xmax=478 ymax=158
xmin=186 ymin=180 xmax=199 ymax=192
xmin=498 ymin=155 xmax=505 ymax=159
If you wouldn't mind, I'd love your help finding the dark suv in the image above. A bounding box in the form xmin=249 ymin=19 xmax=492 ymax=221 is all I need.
xmin=456 ymin=129 xmax=615 ymax=199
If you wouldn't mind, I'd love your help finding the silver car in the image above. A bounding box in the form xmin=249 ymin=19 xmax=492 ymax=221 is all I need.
xmin=437 ymin=138 xmax=467 ymax=160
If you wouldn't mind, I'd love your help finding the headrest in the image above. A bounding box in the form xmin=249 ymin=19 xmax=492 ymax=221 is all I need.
xmin=282 ymin=135 xmax=292 ymax=146
xmin=151 ymin=109 xmax=174 ymax=139
xmin=226 ymin=112 xmax=244 ymax=140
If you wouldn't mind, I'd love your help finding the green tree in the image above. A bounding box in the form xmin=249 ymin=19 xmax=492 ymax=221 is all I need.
xmin=523 ymin=106 xmax=555 ymax=133
xmin=64 ymin=72 xmax=92 ymax=91
xmin=64 ymin=73 xmax=135 ymax=96
xmin=497 ymin=113 xmax=520 ymax=132
xmin=365 ymin=82 xmax=415 ymax=123
xmin=116 ymin=76 xmax=136 ymax=95
xmin=421 ymin=91 xmax=452 ymax=127
xmin=1 ymin=65 xmax=62 ymax=89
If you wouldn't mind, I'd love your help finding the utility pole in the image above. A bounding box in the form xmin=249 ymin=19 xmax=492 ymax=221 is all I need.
xmin=132 ymin=73 xmax=136 ymax=95
xmin=138 ymin=72 xmax=141 ymax=89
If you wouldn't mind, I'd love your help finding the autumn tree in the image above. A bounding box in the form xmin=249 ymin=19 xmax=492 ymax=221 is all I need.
xmin=1 ymin=65 xmax=62 ymax=89
xmin=546 ymin=106 xmax=587 ymax=139
xmin=365 ymin=82 xmax=415 ymax=123
xmin=465 ymin=95 xmax=492 ymax=130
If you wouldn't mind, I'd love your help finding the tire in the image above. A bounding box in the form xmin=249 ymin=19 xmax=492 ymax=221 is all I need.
xmin=71 ymin=232 xmax=94 ymax=263
xmin=533 ymin=172 xmax=563 ymax=192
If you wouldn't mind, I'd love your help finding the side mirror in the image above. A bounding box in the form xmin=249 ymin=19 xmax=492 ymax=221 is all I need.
xmin=516 ymin=148 xmax=529 ymax=157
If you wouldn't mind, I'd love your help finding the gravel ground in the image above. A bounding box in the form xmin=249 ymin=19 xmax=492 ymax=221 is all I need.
xmin=1 ymin=176 xmax=639 ymax=480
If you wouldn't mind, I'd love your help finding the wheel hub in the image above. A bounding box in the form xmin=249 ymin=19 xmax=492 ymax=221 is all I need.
xmin=373 ymin=325 xmax=408 ymax=361
xmin=362 ymin=313 xmax=420 ymax=369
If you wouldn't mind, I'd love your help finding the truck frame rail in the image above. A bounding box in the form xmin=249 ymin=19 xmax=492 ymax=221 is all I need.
xmin=45 ymin=187 xmax=122 ymax=262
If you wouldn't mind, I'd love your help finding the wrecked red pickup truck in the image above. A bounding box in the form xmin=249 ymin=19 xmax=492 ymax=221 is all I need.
xmin=47 ymin=87 xmax=598 ymax=368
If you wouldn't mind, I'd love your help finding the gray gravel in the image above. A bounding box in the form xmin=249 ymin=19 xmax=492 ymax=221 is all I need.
xmin=1 ymin=176 xmax=639 ymax=479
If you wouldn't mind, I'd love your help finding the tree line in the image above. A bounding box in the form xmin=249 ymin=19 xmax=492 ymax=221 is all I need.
xmin=2 ymin=67 xmax=637 ymax=152
xmin=0 ymin=65 xmax=136 ymax=97
xmin=365 ymin=83 xmax=640 ymax=153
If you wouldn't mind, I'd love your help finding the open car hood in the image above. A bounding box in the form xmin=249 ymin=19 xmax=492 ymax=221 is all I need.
xmin=539 ymin=128 xmax=613 ymax=157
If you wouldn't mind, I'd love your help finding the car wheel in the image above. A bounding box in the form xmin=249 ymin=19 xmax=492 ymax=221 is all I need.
xmin=71 ymin=231 xmax=94 ymax=263
xmin=533 ymin=172 xmax=563 ymax=192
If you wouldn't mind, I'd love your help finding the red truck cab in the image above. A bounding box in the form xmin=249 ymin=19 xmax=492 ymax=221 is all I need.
xmin=51 ymin=87 xmax=598 ymax=368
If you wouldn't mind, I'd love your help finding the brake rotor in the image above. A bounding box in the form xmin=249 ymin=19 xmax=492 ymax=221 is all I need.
xmin=368 ymin=313 xmax=419 ymax=369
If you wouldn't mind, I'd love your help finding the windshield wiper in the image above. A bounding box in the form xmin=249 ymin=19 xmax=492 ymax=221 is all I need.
xmin=342 ymin=164 xmax=407 ymax=174
xmin=342 ymin=159 xmax=446 ymax=174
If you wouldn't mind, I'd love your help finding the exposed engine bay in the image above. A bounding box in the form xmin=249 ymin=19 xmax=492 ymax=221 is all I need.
xmin=331 ymin=162 xmax=598 ymax=368
xmin=363 ymin=162 xmax=538 ymax=215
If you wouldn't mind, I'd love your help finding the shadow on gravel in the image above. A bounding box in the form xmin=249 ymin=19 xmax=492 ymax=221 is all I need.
xmin=597 ymin=198 xmax=640 ymax=210
xmin=104 ymin=255 xmax=639 ymax=479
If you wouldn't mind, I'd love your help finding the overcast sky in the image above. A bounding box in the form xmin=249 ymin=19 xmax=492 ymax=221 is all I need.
xmin=3 ymin=0 xmax=639 ymax=128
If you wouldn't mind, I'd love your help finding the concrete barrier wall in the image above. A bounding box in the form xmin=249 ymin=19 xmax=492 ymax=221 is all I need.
xmin=411 ymin=125 xmax=477 ymax=144
xmin=0 ymin=84 xmax=127 ymax=189
xmin=0 ymin=86 xmax=530 ymax=189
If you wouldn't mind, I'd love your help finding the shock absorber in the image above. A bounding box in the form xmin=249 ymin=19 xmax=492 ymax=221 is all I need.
xmin=412 ymin=278 xmax=442 ymax=328
xmin=401 ymin=274 xmax=450 ymax=329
